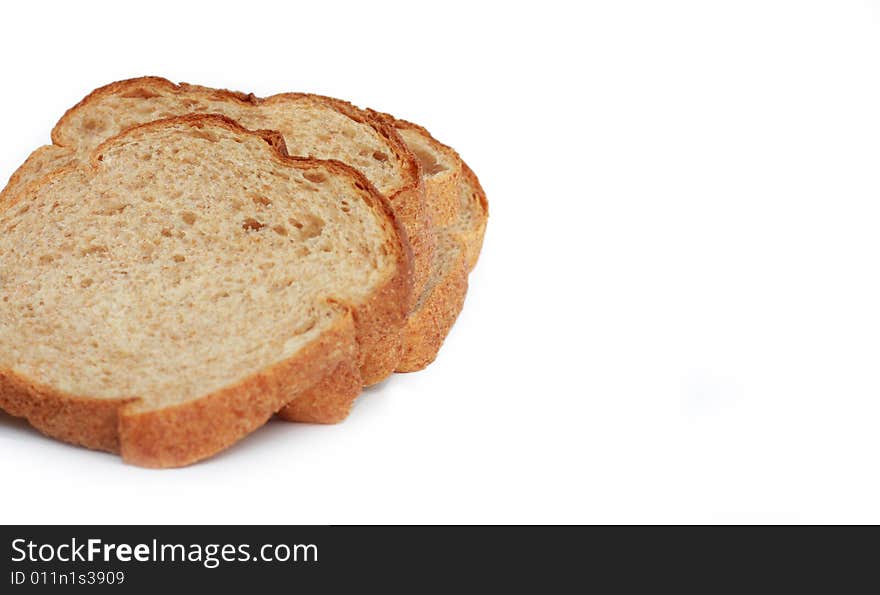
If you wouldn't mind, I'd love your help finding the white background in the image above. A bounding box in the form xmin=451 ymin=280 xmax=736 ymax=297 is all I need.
xmin=1 ymin=0 xmax=880 ymax=524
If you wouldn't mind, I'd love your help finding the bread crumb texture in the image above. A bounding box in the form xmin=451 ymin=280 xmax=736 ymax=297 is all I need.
xmin=0 ymin=117 xmax=399 ymax=413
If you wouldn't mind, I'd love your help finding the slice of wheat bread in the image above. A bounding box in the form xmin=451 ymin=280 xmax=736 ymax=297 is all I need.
xmin=1 ymin=77 xmax=432 ymax=415
xmin=0 ymin=115 xmax=409 ymax=467
xmin=456 ymin=162 xmax=489 ymax=273
xmin=1 ymin=82 xmax=487 ymax=421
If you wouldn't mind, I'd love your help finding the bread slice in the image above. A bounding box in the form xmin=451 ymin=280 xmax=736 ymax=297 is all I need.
xmin=1 ymin=77 xmax=430 ymax=425
xmin=1 ymin=79 xmax=487 ymax=420
xmin=366 ymin=115 xmax=488 ymax=372
xmin=0 ymin=115 xmax=409 ymax=467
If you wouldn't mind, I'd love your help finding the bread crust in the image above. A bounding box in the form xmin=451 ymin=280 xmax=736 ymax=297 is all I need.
xmin=119 ymin=313 xmax=357 ymax=468
xmin=276 ymin=358 xmax=362 ymax=424
xmin=0 ymin=313 xmax=356 ymax=467
xmin=0 ymin=115 xmax=410 ymax=467
xmin=372 ymin=112 xmax=465 ymax=228
xmin=377 ymin=122 xmax=488 ymax=372
xmin=395 ymin=240 xmax=469 ymax=371
xmin=458 ymin=162 xmax=489 ymax=272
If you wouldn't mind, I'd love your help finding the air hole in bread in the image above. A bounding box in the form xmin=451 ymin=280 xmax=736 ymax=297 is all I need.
xmin=180 ymin=211 xmax=197 ymax=225
xmin=161 ymin=228 xmax=173 ymax=237
xmin=172 ymin=254 xmax=186 ymax=263
xmin=251 ymin=195 xmax=271 ymax=207
xmin=411 ymin=147 xmax=447 ymax=176
xmin=80 ymin=278 xmax=94 ymax=288
xmin=303 ymin=171 xmax=326 ymax=184
xmin=191 ymin=129 xmax=218 ymax=143
xmin=95 ymin=203 xmax=129 ymax=216
xmin=242 ymin=217 xmax=265 ymax=232
xmin=270 ymin=277 xmax=295 ymax=292
xmin=82 ymin=118 xmax=105 ymax=133
xmin=287 ymin=214 xmax=323 ymax=238
xmin=38 ymin=254 xmax=54 ymax=265
xmin=372 ymin=151 xmax=388 ymax=162
xmin=80 ymin=245 xmax=109 ymax=257
xmin=272 ymin=225 xmax=288 ymax=236
xmin=119 ymin=87 xmax=161 ymax=99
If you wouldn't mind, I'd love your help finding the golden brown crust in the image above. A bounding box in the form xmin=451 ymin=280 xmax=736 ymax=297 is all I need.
xmin=395 ymin=240 xmax=469 ymax=372
xmin=377 ymin=122 xmax=488 ymax=373
xmin=276 ymin=358 xmax=362 ymax=424
xmin=384 ymin=175 xmax=431 ymax=310
xmin=0 ymin=370 xmax=134 ymax=453
xmin=370 ymin=111 xmax=464 ymax=228
xmin=458 ymin=162 xmax=489 ymax=272
xmin=0 ymin=116 xmax=410 ymax=467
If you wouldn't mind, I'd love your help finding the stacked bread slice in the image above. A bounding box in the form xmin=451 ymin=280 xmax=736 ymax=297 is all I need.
xmin=0 ymin=78 xmax=487 ymax=466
